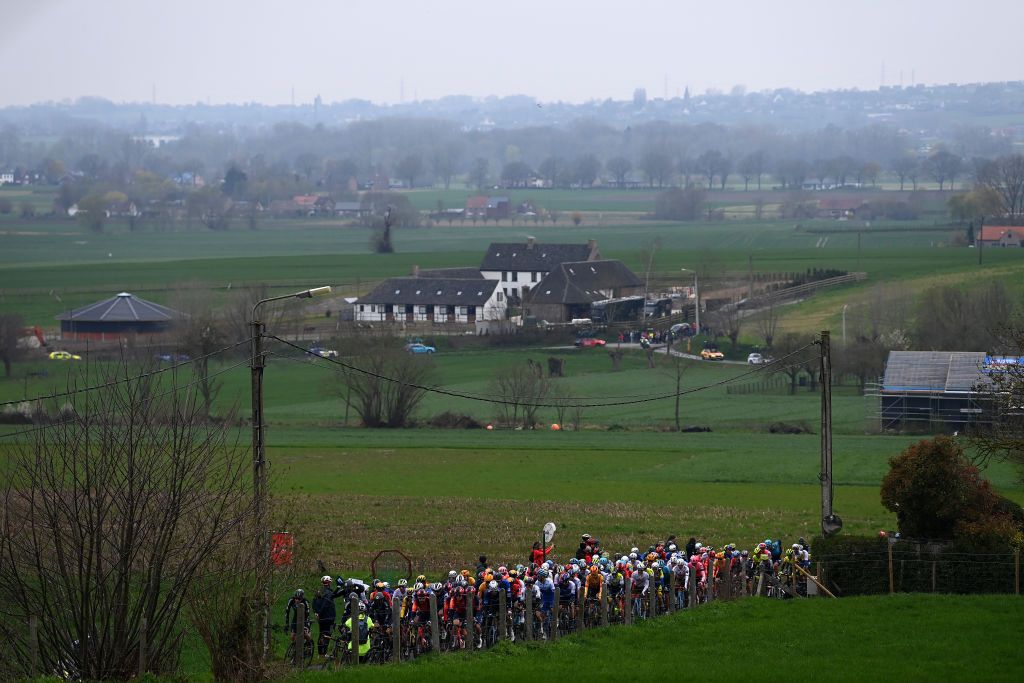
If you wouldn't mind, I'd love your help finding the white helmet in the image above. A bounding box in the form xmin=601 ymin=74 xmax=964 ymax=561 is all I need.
xmin=321 ymin=575 xmax=332 ymax=584
xmin=629 ymin=552 xmax=638 ymax=560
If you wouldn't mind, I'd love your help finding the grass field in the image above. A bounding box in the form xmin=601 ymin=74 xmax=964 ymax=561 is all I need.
xmin=283 ymin=595 xmax=1024 ymax=682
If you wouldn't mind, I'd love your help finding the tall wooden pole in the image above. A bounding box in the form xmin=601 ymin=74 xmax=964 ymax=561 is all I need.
xmin=820 ymin=330 xmax=834 ymax=535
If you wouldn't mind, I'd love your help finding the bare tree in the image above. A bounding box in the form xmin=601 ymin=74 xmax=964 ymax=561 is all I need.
xmin=756 ymin=299 xmax=779 ymax=350
xmin=970 ymin=327 xmax=1024 ymax=471
xmin=771 ymin=333 xmax=810 ymax=394
xmin=0 ymin=313 xmax=24 ymax=378
xmin=976 ymin=154 xmax=1024 ymax=219
xmin=489 ymin=360 xmax=551 ymax=429
xmin=337 ymin=333 xmax=432 ymax=428
xmin=0 ymin=364 xmax=255 ymax=680
xmin=663 ymin=352 xmax=691 ymax=431
xmin=169 ymin=283 xmax=228 ymax=417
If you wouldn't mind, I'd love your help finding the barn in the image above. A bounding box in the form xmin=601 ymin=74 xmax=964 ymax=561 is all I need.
xmin=57 ymin=292 xmax=180 ymax=341
xmin=877 ymin=351 xmax=1003 ymax=432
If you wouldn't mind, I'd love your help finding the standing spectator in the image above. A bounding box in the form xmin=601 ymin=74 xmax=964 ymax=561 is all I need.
xmin=312 ymin=575 xmax=336 ymax=656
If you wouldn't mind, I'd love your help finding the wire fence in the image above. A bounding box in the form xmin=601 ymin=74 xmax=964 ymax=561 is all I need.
xmin=818 ymin=544 xmax=1022 ymax=597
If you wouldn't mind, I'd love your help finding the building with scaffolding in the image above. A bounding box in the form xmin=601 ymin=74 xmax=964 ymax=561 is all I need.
xmin=874 ymin=351 xmax=998 ymax=432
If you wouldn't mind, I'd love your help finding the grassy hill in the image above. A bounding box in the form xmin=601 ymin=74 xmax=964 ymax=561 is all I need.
xmin=285 ymin=595 xmax=1024 ymax=682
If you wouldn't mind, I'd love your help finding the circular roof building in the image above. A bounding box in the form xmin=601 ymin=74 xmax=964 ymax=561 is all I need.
xmin=57 ymin=292 xmax=180 ymax=341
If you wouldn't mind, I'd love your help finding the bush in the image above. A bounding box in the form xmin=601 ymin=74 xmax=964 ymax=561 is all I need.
xmin=428 ymin=411 xmax=482 ymax=429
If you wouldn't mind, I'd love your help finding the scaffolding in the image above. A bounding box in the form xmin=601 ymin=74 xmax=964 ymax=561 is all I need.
xmin=866 ymin=351 xmax=997 ymax=433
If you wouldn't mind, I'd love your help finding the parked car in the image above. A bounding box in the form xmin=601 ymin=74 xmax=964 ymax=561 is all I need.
xmin=308 ymin=347 xmax=338 ymax=358
xmin=575 ymin=337 xmax=606 ymax=348
xmin=406 ymin=343 xmax=436 ymax=354
xmin=48 ymin=350 xmax=82 ymax=361
xmin=747 ymin=353 xmax=765 ymax=365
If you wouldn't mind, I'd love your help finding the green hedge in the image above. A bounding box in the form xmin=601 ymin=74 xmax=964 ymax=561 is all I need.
xmin=813 ymin=535 xmax=1018 ymax=596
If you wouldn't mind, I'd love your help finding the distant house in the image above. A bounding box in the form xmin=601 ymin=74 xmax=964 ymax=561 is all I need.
xmin=977 ymin=225 xmax=1024 ymax=247
xmin=527 ymin=259 xmax=643 ymax=324
xmin=355 ymin=277 xmax=505 ymax=324
xmin=293 ymin=195 xmax=319 ymax=215
xmin=0 ymin=170 xmax=13 ymax=185
xmin=480 ymin=238 xmax=600 ymax=301
xmin=334 ymin=201 xmax=367 ymax=217
xmin=314 ymin=196 xmax=335 ymax=215
xmin=818 ymin=198 xmax=863 ymax=219
xmin=465 ymin=195 xmax=510 ymax=220
xmin=268 ymin=199 xmax=302 ymax=217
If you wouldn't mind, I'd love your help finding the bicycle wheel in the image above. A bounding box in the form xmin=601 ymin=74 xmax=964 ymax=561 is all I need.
xmin=284 ymin=641 xmax=296 ymax=665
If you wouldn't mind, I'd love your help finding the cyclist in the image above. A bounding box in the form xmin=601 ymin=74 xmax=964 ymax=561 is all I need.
xmin=285 ymin=588 xmax=311 ymax=637
xmin=367 ymin=581 xmax=392 ymax=627
xmin=341 ymin=602 xmax=375 ymax=660
xmin=312 ymin=576 xmax=336 ymax=657
xmin=536 ymin=569 xmax=555 ymax=637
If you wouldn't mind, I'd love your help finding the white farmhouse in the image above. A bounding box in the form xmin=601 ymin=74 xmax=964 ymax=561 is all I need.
xmin=479 ymin=238 xmax=600 ymax=301
xmin=355 ymin=277 xmax=506 ymax=324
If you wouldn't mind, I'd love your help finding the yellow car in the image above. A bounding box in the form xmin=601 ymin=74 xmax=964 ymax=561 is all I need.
xmin=700 ymin=348 xmax=724 ymax=361
xmin=48 ymin=350 xmax=82 ymax=361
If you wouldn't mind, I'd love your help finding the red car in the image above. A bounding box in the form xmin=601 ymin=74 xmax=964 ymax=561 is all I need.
xmin=575 ymin=337 xmax=606 ymax=348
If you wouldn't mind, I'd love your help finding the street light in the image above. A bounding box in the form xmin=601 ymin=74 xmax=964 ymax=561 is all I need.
xmin=250 ymin=285 xmax=331 ymax=656
xmin=680 ymin=268 xmax=699 ymax=335
xmin=842 ymin=304 xmax=848 ymax=346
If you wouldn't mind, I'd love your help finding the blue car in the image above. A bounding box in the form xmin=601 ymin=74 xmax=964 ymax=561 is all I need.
xmin=406 ymin=343 xmax=436 ymax=354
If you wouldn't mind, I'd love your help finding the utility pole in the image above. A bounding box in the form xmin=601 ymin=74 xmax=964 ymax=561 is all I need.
xmin=250 ymin=286 xmax=331 ymax=660
xmin=978 ymin=215 xmax=984 ymax=266
xmin=819 ymin=330 xmax=841 ymax=536
xmin=747 ymin=254 xmax=753 ymax=300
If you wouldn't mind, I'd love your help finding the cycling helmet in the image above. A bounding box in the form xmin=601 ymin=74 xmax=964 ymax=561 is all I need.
xmin=415 ymin=588 xmax=427 ymax=598
xmin=629 ymin=552 xmax=638 ymax=560
xmin=630 ymin=547 xmax=639 ymax=554
xmin=397 ymin=578 xmax=408 ymax=587
xmin=416 ymin=574 xmax=427 ymax=584
xmin=488 ymin=580 xmax=498 ymax=590
xmin=413 ymin=582 xmax=423 ymax=590
xmin=509 ymin=569 xmax=519 ymax=578
xmin=646 ymin=553 xmax=657 ymax=562
xmin=537 ymin=569 xmax=549 ymax=579
xmin=321 ymin=575 xmax=332 ymax=584
xmin=741 ymin=550 xmax=749 ymax=556
xmin=432 ymin=582 xmax=443 ymax=592
xmin=448 ymin=570 xmax=458 ymax=580
xmin=636 ymin=561 xmax=646 ymax=570
xmin=668 ymin=544 xmax=677 ymax=552
xmin=358 ymin=602 xmax=367 ymax=613
xmin=294 ymin=588 xmax=304 ymax=598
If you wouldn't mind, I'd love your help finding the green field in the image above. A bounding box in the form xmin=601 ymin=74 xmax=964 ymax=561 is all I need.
xmin=285 ymin=595 xmax=1023 ymax=682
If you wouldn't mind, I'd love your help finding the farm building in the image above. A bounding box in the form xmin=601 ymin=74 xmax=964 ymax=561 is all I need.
xmin=875 ymin=351 xmax=1011 ymax=431
xmin=355 ymin=277 xmax=505 ymax=325
xmin=57 ymin=292 xmax=180 ymax=341
xmin=526 ymin=259 xmax=643 ymax=324
xmin=480 ymin=238 xmax=600 ymax=301
xmin=977 ymin=226 xmax=1024 ymax=247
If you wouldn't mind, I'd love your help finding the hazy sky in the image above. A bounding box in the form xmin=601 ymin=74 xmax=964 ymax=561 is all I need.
xmin=3 ymin=0 xmax=1022 ymax=107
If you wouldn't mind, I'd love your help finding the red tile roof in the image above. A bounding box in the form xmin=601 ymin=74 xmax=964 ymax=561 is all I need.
xmin=979 ymin=226 xmax=1024 ymax=241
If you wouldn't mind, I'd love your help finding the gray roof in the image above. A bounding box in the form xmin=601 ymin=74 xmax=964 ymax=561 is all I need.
xmin=882 ymin=351 xmax=994 ymax=393
xmin=56 ymin=292 xmax=179 ymax=323
xmin=480 ymin=241 xmax=596 ymax=272
xmin=359 ymin=277 xmax=498 ymax=306
xmin=528 ymin=260 xmax=642 ymax=305
xmin=416 ymin=267 xmax=484 ymax=280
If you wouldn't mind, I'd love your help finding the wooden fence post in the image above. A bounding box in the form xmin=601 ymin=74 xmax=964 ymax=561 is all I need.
xmin=756 ymin=570 xmax=766 ymax=597
xmin=466 ymin=591 xmax=475 ymax=651
xmin=28 ymin=615 xmax=38 ymax=677
xmin=887 ymin=542 xmax=895 ymax=595
xmin=576 ymin=587 xmax=584 ymax=631
xmin=524 ymin=589 xmax=533 ymax=641
xmin=1016 ymin=550 xmax=1021 ymax=596
xmin=139 ymin=616 xmax=148 ymax=675
xmin=498 ymin=590 xmax=507 ymax=642
xmin=688 ymin=567 xmax=697 ymax=608
xmin=551 ymin=591 xmax=560 ymax=640
xmin=391 ymin=598 xmax=401 ymax=661
xmin=722 ymin=567 xmax=733 ymax=600
xmin=297 ymin=602 xmax=307 ymax=670
xmin=648 ymin=577 xmax=657 ymax=617
xmin=623 ymin=575 xmax=632 ymax=626
xmin=932 ymin=561 xmax=937 ymax=593
xmin=349 ymin=595 xmax=360 ymax=665
xmin=668 ymin=572 xmax=676 ymax=612
xmin=600 ymin=587 xmax=609 ymax=627
xmin=428 ymin=593 xmax=440 ymax=653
